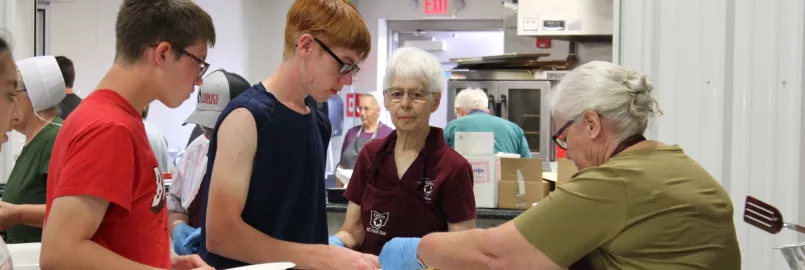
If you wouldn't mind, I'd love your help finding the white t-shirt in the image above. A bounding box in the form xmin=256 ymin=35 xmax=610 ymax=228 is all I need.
xmin=143 ymin=120 xmax=170 ymax=173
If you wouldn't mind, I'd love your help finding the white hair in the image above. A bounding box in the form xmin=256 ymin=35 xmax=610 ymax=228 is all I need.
xmin=360 ymin=92 xmax=380 ymax=107
xmin=382 ymin=46 xmax=445 ymax=96
xmin=550 ymin=61 xmax=663 ymax=138
xmin=454 ymin=88 xmax=488 ymax=110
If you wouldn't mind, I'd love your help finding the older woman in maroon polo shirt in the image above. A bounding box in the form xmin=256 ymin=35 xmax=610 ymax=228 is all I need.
xmin=328 ymin=46 xmax=477 ymax=256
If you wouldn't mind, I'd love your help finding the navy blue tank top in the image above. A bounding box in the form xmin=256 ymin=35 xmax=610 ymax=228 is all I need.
xmin=198 ymin=83 xmax=331 ymax=269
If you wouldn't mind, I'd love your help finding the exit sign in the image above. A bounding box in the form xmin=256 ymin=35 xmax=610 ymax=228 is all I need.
xmin=421 ymin=0 xmax=453 ymax=16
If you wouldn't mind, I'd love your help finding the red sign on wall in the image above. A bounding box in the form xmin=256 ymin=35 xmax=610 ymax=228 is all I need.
xmin=346 ymin=93 xmax=363 ymax=117
xmin=424 ymin=0 xmax=449 ymax=15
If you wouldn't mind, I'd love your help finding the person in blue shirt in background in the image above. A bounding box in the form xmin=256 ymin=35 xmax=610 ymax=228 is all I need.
xmin=444 ymin=88 xmax=531 ymax=158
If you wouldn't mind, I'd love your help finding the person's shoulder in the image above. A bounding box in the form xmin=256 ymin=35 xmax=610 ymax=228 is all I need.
xmin=377 ymin=124 xmax=393 ymax=136
xmin=361 ymin=135 xmax=389 ymax=156
xmin=188 ymin=134 xmax=210 ymax=149
xmin=345 ymin=125 xmax=361 ymax=135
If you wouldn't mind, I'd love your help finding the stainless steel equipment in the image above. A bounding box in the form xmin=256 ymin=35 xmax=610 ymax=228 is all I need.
xmin=776 ymin=243 xmax=805 ymax=270
xmin=447 ymin=53 xmax=573 ymax=162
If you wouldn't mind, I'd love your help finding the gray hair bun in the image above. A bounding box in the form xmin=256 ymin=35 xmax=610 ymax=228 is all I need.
xmin=623 ymin=71 xmax=663 ymax=120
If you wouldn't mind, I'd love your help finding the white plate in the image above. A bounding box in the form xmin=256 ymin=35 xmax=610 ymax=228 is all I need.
xmin=226 ymin=262 xmax=296 ymax=270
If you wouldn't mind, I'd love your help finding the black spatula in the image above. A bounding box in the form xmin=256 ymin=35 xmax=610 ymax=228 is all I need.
xmin=744 ymin=196 xmax=805 ymax=234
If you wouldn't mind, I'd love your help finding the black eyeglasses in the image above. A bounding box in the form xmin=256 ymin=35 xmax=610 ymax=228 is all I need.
xmin=552 ymin=119 xmax=575 ymax=150
xmin=172 ymin=45 xmax=210 ymax=78
xmin=312 ymin=37 xmax=360 ymax=75
xmin=151 ymin=44 xmax=210 ymax=78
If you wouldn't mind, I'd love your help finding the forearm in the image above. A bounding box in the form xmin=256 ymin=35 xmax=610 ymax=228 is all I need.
xmin=207 ymin=218 xmax=329 ymax=269
xmin=169 ymin=212 xmax=189 ymax=227
xmin=16 ymin=204 xmax=46 ymax=228
xmin=41 ymin=238 xmax=162 ymax=270
xmin=334 ymin=228 xmax=363 ymax=249
xmin=447 ymin=219 xmax=477 ymax=232
xmin=418 ymin=229 xmax=492 ymax=270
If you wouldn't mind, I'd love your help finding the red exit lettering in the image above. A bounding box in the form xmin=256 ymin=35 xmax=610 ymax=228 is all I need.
xmin=424 ymin=0 xmax=448 ymax=15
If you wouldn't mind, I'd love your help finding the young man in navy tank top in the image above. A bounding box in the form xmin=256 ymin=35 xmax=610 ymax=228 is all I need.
xmin=197 ymin=0 xmax=377 ymax=269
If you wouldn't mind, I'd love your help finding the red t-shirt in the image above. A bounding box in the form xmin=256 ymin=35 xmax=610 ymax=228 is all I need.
xmin=45 ymin=89 xmax=170 ymax=268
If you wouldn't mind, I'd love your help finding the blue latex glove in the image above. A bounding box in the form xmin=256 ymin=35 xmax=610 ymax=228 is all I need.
xmin=172 ymin=222 xmax=194 ymax=250
xmin=379 ymin=237 xmax=423 ymax=270
xmin=328 ymin=235 xmax=344 ymax=247
xmin=174 ymin=226 xmax=201 ymax=255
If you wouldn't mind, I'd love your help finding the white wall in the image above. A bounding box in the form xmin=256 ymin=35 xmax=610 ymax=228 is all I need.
xmin=0 ymin=0 xmax=36 ymax=184
xmin=620 ymin=0 xmax=804 ymax=269
xmin=48 ymin=0 xmax=293 ymax=151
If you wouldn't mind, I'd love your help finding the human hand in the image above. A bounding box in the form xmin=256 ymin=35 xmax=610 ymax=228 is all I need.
xmin=328 ymin=235 xmax=344 ymax=247
xmin=379 ymin=237 xmax=422 ymax=270
xmin=172 ymin=222 xmax=194 ymax=242
xmin=175 ymin=227 xmax=201 ymax=255
xmin=0 ymin=202 xmax=20 ymax=231
xmin=361 ymin=252 xmax=381 ymax=269
xmin=170 ymin=254 xmax=213 ymax=270
xmin=325 ymin=245 xmax=379 ymax=270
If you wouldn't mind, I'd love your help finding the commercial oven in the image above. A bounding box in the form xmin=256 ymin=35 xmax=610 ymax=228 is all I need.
xmin=447 ymin=67 xmax=569 ymax=163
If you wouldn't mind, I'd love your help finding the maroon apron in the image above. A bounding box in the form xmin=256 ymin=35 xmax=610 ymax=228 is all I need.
xmin=358 ymin=137 xmax=448 ymax=256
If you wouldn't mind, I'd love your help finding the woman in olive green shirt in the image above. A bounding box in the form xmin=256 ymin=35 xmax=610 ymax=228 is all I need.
xmin=0 ymin=55 xmax=66 ymax=243
xmin=379 ymin=61 xmax=741 ymax=270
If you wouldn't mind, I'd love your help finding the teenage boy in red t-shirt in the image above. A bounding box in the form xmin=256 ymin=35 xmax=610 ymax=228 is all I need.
xmin=40 ymin=1 xmax=216 ymax=269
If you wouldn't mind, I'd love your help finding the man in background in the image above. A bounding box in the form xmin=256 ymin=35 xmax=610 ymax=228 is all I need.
xmin=55 ymin=56 xmax=80 ymax=120
xmin=169 ymin=69 xmax=251 ymax=255
xmin=445 ymin=88 xmax=531 ymax=158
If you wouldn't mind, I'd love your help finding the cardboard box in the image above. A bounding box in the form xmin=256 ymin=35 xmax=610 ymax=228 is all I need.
xmin=495 ymin=157 xmax=544 ymax=210
xmin=497 ymin=157 xmax=543 ymax=182
xmin=455 ymin=132 xmax=494 ymax=156
xmin=465 ymin=155 xmax=498 ymax=208
xmin=498 ymin=180 xmax=544 ymax=210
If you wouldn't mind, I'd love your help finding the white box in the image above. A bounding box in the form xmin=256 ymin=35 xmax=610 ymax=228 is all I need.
xmin=464 ymin=155 xmax=498 ymax=208
xmin=455 ymin=132 xmax=494 ymax=156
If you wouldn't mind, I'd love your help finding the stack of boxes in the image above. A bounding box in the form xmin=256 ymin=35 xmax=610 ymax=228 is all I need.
xmin=456 ymin=132 xmax=563 ymax=210
xmin=455 ymin=132 xmax=499 ymax=208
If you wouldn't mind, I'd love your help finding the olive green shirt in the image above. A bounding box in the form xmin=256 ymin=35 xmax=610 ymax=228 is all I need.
xmin=2 ymin=118 xmax=62 ymax=243
xmin=514 ymin=144 xmax=741 ymax=269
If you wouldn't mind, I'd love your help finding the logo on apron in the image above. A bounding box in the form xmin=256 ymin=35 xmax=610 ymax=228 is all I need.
xmin=151 ymin=167 xmax=166 ymax=213
xmin=367 ymin=210 xmax=390 ymax=236
xmin=423 ymin=178 xmax=436 ymax=201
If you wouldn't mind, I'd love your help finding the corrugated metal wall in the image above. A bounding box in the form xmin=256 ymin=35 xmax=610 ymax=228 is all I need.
xmin=619 ymin=0 xmax=805 ymax=269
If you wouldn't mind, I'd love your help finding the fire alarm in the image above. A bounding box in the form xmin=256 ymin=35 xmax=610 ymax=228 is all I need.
xmin=536 ymin=38 xmax=551 ymax=49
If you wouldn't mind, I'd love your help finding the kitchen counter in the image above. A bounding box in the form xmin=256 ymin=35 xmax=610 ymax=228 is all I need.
xmin=326 ymin=202 xmax=525 ymax=221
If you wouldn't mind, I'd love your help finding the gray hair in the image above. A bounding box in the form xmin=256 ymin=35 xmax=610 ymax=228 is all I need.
xmin=454 ymin=88 xmax=488 ymax=110
xmin=550 ymin=61 xmax=663 ymax=138
xmin=359 ymin=92 xmax=380 ymax=108
xmin=382 ymin=46 xmax=445 ymax=97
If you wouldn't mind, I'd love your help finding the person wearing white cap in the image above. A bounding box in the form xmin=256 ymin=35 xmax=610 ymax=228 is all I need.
xmin=168 ymin=69 xmax=250 ymax=255
xmin=0 ymin=55 xmax=65 ymax=244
